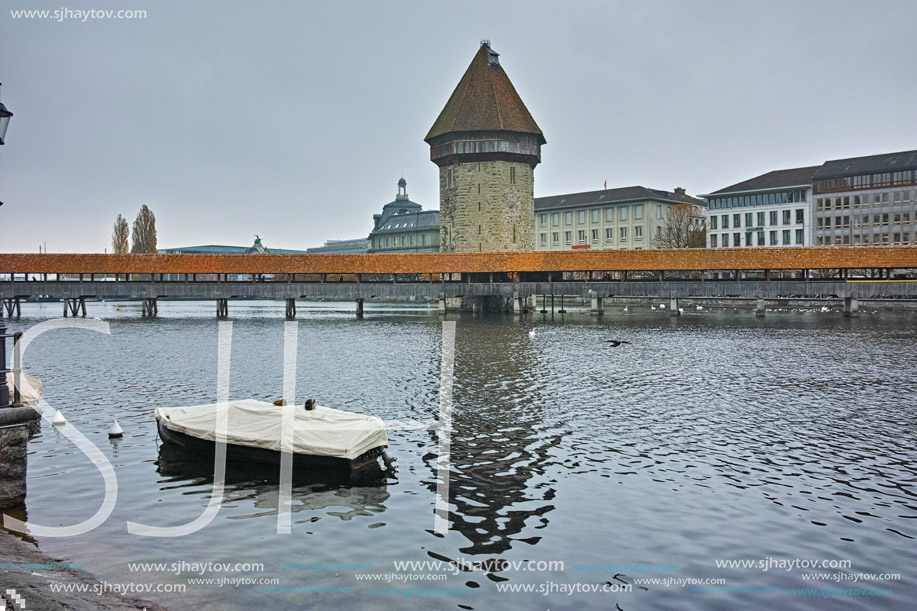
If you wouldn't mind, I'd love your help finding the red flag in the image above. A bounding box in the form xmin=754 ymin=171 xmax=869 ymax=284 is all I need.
xmin=603 ymin=180 xmax=607 ymax=190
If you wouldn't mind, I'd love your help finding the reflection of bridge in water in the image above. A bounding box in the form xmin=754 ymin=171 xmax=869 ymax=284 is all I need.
xmin=2 ymin=249 xmax=916 ymax=318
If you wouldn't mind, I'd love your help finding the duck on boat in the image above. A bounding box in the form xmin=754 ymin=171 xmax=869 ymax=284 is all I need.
xmin=155 ymin=399 xmax=390 ymax=473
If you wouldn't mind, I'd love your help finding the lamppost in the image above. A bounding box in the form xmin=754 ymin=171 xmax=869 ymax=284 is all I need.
xmin=0 ymin=82 xmax=13 ymax=408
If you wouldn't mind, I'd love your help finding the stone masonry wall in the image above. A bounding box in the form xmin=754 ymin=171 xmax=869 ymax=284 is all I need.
xmin=0 ymin=423 xmax=30 ymax=509
xmin=440 ymin=160 xmax=535 ymax=253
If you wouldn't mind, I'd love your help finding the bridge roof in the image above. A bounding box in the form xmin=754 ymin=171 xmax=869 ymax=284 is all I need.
xmin=1 ymin=248 xmax=915 ymax=274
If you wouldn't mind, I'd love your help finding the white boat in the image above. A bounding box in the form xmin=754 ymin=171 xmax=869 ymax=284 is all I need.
xmin=155 ymin=400 xmax=389 ymax=473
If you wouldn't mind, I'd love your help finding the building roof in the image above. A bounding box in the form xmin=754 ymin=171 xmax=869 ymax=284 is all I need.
xmin=425 ymin=42 xmax=545 ymax=144
xmin=709 ymin=166 xmax=820 ymax=195
xmin=812 ymin=149 xmax=917 ymax=180
xmin=535 ymin=186 xmax=705 ymax=211
xmin=371 ymin=210 xmax=440 ymax=234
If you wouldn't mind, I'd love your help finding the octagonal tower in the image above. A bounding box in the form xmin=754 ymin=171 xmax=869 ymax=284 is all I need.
xmin=425 ymin=41 xmax=545 ymax=253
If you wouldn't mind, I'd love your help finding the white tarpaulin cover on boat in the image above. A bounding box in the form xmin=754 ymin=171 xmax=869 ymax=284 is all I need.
xmin=5 ymin=372 xmax=42 ymax=405
xmin=155 ymin=400 xmax=388 ymax=460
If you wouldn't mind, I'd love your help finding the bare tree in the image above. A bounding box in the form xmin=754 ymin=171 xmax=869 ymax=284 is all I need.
xmin=130 ymin=205 xmax=158 ymax=254
xmin=111 ymin=214 xmax=129 ymax=254
xmin=654 ymin=204 xmax=706 ymax=249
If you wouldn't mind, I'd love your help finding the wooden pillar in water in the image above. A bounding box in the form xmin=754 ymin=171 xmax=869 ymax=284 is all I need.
xmin=844 ymin=297 xmax=859 ymax=317
xmin=285 ymin=298 xmax=297 ymax=321
xmin=356 ymin=298 xmax=364 ymax=320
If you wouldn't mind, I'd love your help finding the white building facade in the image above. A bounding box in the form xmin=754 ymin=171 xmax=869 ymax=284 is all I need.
xmin=702 ymin=166 xmax=817 ymax=248
xmin=534 ymin=186 xmax=704 ymax=251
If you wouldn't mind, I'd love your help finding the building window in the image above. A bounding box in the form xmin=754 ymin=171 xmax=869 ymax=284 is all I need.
xmin=711 ymin=216 xmax=718 ymax=230
xmin=783 ymin=210 xmax=791 ymax=225
xmin=782 ymin=230 xmax=790 ymax=245
xmin=565 ymin=231 xmax=572 ymax=244
xmin=620 ymin=227 xmax=628 ymax=241
xmin=796 ymin=209 xmax=804 ymax=224
xmin=657 ymin=205 xmax=663 ymax=219
xmin=711 ymin=234 xmax=718 ymax=248
xmin=733 ymin=213 xmax=740 ymax=228
xmin=757 ymin=211 xmax=765 ymax=227
xmin=605 ymin=228 xmax=613 ymax=242
xmin=620 ymin=207 xmax=628 ymax=221
xmin=552 ymin=232 xmax=559 ymax=245
xmin=769 ymin=230 xmax=777 ymax=246
xmin=591 ymin=209 xmax=600 ymax=223
xmin=745 ymin=213 xmax=753 ymax=227
xmin=770 ymin=210 xmax=777 ymax=226
xmin=422 ymin=234 xmax=427 ymax=246
xmin=552 ymin=213 xmax=560 ymax=227
xmin=733 ymin=232 xmax=740 ymax=247
xmin=578 ymin=210 xmax=586 ymax=224
xmin=540 ymin=214 xmax=547 ymax=227
xmin=635 ymin=226 xmax=643 ymax=240
xmin=578 ymin=230 xmax=586 ymax=244
xmin=635 ymin=205 xmax=644 ymax=220
xmin=795 ymin=229 xmax=804 ymax=245
xmin=565 ymin=212 xmax=573 ymax=225
xmin=757 ymin=231 xmax=765 ymax=246
xmin=722 ymin=215 xmax=729 ymax=229
xmin=605 ymin=208 xmax=614 ymax=222
xmin=540 ymin=233 xmax=547 ymax=246
xmin=591 ymin=229 xmax=599 ymax=242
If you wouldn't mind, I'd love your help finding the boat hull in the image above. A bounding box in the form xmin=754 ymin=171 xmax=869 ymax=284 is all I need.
xmin=157 ymin=421 xmax=386 ymax=474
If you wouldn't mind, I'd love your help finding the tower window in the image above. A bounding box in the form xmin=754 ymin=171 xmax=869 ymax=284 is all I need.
xmin=510 ymin=167 xmax=516 ymax=184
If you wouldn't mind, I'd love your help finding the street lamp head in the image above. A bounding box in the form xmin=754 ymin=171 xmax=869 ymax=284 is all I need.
xmin=0 ymin=83 xmax=13 ymax=146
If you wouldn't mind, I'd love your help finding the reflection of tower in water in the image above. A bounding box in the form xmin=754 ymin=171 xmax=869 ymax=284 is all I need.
xmin=429 ymin=319 xmax=563 ymax=555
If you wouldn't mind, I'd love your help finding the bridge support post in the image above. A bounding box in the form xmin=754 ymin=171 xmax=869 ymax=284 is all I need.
xmin=285 ymin=298 xmax=297 ymax=320
xmin=756 ymin=296 xmax=766 ymax=318
xmin=216 ymin=299 xmax=228 ymax=320
xmin=558 ymin=294 xmax=566 ymax=314
xmin=844 ymin=297 xmax=859 ymax=317
xmin=2 ymin=298 xmax=21 ymax=318
xmin=670 ymin=296 xmax=680 ymax=316
xmin=63 ymin=297 xmax=83 ymax=318
xmin=356 ymin=298 xmax=364 ymax=320
xmin=142 ymin=298 xmax=158 ymax=318
xmin=590 ymin=296 xmax=604 ymax=316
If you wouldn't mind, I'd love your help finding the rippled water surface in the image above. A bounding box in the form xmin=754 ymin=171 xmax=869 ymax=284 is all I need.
xmin=3 ymin=300 xmax=916 ymax=610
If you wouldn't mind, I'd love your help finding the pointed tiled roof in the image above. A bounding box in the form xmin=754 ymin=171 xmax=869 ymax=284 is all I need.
xmin=425 ymin=43 xmax=545 ymax=144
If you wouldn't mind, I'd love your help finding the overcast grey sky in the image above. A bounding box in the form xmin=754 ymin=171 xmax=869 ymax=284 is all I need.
xmin=1 ymin=0 xmax=915 ymax=253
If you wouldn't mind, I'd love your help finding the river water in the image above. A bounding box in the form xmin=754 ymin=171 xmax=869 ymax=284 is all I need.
xmin=2 ymin=300 xmax=915 ymax=610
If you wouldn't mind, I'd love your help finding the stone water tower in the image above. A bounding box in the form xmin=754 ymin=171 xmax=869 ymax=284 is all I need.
xmin=425 ymin=41 xmax=545 ymax=253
